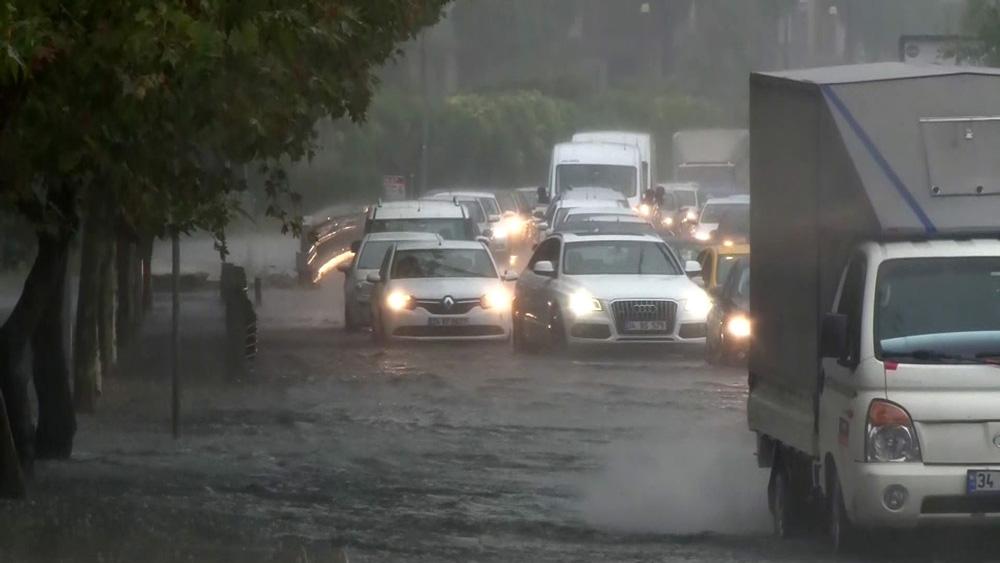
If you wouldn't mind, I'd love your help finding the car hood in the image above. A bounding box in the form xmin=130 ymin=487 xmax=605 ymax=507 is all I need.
xmin=387 ymin=277 xmax=502 ymax=300
xmin=564 ymin=275 xmax=702 ymax=301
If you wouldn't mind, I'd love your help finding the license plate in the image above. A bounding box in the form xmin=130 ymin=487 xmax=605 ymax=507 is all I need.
xmin=626 ymin=320 xmax=668 ymax=331
xmin=428 ymin=317 xmax=469 ymax=327
xmin=967 ymin=470 xmax=1000 ymax=494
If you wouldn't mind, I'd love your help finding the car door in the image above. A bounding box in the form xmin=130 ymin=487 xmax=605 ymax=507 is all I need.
xmin=519 ymin=238 xmax=559 ymax=331
xmin=370 ymin=245 xmax=396 ymax=326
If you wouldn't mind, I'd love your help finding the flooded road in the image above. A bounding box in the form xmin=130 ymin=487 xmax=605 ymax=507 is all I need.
xmin=2 ymin=282 xmax=998 ymax=562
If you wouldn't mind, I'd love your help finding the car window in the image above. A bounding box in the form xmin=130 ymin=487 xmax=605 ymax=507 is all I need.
xmin=837 ymin=254 xmax=867 ymax=364
xmin=528 ymin=238 xmax=560 ymax=270
xmin=357 ymin=241 xmax=394 ymax=269
xmin=391 ymin=248 xmax=497 ymax=279
xmin=496 ymin=193 xmax=517 ymax=213
xmin=563 ymin=242 xmax=681 ymax=275
xmin=717 ymin=254 xmax=741 ymax=287
xmin=478 ymin=197 xmax=500 ymax=216
xmin=370 ymin=218 xmax=467 ymax=240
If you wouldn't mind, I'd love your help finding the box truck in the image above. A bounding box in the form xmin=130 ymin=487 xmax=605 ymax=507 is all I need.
xmin=747 ymin=63 xmax=1000 ymax=550
xmin=671 ymin=128 xmax=749 ymax=198
xmin=572 ymin=131 xmax=654 ymax=195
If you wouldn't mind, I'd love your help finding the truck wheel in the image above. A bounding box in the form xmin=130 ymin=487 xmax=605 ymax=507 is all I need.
xmin=829 ymin=475 xmax=860 ymax=554
xmin=769 ymin=464 xmax=798 ymax=538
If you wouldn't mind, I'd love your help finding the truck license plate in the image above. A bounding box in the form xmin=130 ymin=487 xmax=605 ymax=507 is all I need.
xmin=428 ymin=317 xmax=469 ymax=327
xmin=967 ymin=470 xmax=1000 ymax=494
xmin=626 ymin=321 xmax=668 ymax=332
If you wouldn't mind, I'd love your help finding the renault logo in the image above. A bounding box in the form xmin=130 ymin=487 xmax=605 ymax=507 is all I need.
xmin=993 ymin=434 xmax=1000 ymax=449
xmin=632 ymin=304 xmax=657 ymax=314
xmin=442 ymin=296 xmax=455 ymax=310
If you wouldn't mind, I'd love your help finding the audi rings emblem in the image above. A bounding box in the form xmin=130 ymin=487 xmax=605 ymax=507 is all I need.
xmin=632 ymin=304 xmax=657 ymax=314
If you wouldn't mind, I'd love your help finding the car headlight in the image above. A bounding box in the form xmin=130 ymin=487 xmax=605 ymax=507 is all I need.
xmin=866 ymin=400 xmax=921 ymax=462
xmin=638 ymin=204 xmax=651 ymax=217
xmin=683 ymin=290 xmax=712 ymax=317
xmin=385 ymin=291 xmax=413 ymax=311
xmin=481 ymin=288 xmax=512 ymax=310
xmin=693 ymin=231 xmax=711 ymax=242
xmin=661 ymin=216 xmax=674 ymax=227
xmin=568 ymin=291 xmax=602 ymax=316
xmin=686 ymin=210 xmax=698 ymax=222
xmin=726 ymin=314 xmax=751 ymax=338
xmin=493 ymin=226 xmax=509 ymax=239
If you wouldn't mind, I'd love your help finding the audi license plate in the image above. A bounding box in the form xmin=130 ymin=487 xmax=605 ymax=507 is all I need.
xmin=967 ymin=470 xmax=1000 ymax=494
xmin=428 ymin=317 xmax=469 ymax=327
xmin=626 ymin=320 xmax=668 ymax=332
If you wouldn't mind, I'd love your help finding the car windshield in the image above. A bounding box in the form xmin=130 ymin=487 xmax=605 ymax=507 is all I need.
xmin=477 ymin=197 xmax=500 ymax=216
xmin=674 ymin=190 xmax=697 ymax=207
xmin=391 ymin=248 xmax=497 ymax=279
xmin=701 ymin=203 xmax=747 ymax=223
xmin=518 ymin=190 xmax=539 ymax=208
xmin=560 ymin=221 xmax=656 ymax=236
xmin=717 ymin=254 xmax=742 ymax=285
xmin=876 ymin=258 xmax=1000 ymax=361
xmin=563 ymin=241 xmax=681 ymax=275
xmin=371 ymin=219 xmax=468 ymax=240
xmin=556 ymin=164 xmax=637 ymax=198
xmin=456 ymin=201 xmax=485 ymax=223
xmin=496 ymin=193 xmax=518 ymax=213
xmin=357 ymin=241 xmax=394 ymax=269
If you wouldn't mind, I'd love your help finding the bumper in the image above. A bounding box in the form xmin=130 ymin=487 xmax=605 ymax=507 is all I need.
xmin=849 ymin=463 xmax=1000 ymax=528
xmin=383 ymin=306 xmax=510 ymax=341
xmin=564 ymin=309 xmax=707 ymax=345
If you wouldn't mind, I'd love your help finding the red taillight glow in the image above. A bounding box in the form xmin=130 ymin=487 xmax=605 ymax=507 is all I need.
xmin=884 ymin=361 xmax=898 ymax=371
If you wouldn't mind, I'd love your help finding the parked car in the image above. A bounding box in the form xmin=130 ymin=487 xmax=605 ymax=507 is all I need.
xmin=339 ymin=231 xmax=440 ymax=331
xmin=705 ymin=258 xmax=750 ymax=364
xmin=512 ymin=233 xmax=709 ymax=351
xmin=368 ymin=240 xmax=517 ymax=342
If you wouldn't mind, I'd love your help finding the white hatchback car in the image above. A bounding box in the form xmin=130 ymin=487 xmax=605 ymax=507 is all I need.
xmin=513 ymin=233 xmax=710 ymax=350
xmin=368 ymin=240 xmax=517 ymax=342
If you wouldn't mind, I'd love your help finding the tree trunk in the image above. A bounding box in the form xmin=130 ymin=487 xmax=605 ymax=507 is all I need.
xmin=0 ymin=232 xmax=72 ymax=493
xmin=32 ymin=244 xmax=76 ymax=460
xmin=74 ymin=199 xmax=105 ymax=413
xmin=139 ymin=235 xmax=153 ymax=315
xmin=98 ymin=235 xmax=116 ymax=378
xmin=116 ymin=234 xmax=137 ymax=348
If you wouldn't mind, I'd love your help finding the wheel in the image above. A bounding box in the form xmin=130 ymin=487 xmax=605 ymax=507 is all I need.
xmin=829 ymin=473 xmax=861 ymax=554
xmin=547 ymin=305 xmax=568 ymax=351
xmin=706 ymin=328 xmax=723 ymax=365
xmin=769 ymin=461 xmax=806 ymax=539
xmin=344 ymin=305 xmax=359 ymax=333
xmin=512 ymin=308 xmax=533 ymax=354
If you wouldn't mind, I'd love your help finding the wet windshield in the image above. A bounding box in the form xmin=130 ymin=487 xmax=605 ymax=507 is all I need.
xmin=556 ymin=164 xmax=637 ymax=198
xmin=673 ymin=191 xmax=697 ymax=207
xmin=458 ymin=201 xmax=485 ymax=223
xmin=391 ymin=249 xmax=497 ymax=279
xmin=563 ymin=241 xmax=681 ymax=275
xmin=370 ymin=219 xmax=468 ymax=240
xmin=477 ymin=197 xmax=500 ymax=217
xmin=876 ymin=258 xmax=1000 ymax=361
xmin=701 ymin=203 xmax=748 ymax=223
xmin=357 ymin=241 xmax=394 ymax=269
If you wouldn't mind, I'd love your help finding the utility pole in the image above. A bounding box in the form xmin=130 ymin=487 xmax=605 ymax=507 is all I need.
xmin=419 ymin=30 xmax=430 ymax=197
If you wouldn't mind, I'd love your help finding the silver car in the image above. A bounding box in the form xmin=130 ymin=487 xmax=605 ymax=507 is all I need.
xmin=512 ymin=233 xmax=710 ymax=350
xmin=339 ymin=231 xmax=440 ymax=330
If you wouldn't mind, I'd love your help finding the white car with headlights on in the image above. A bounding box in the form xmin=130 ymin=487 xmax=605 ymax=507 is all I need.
xmin=368 ymin=240 xmax=516 ymax=342
xmin=512 ymin=233 xmax=710 ymax=351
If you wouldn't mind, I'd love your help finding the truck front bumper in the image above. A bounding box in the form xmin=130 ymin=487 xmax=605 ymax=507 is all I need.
xmin=850 ymin=463 xmax=1000 ymax=528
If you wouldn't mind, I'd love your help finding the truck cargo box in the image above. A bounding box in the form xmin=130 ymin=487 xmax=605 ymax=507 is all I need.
xmin=748 ymin=63 xmax=1000 ymax=456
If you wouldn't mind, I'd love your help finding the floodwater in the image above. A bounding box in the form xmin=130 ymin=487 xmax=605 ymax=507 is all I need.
xmin=1 ymin=281 xmax=999 ymax=562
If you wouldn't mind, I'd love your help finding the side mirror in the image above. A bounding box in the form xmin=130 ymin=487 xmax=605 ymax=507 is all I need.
xmin=336 ymin=262 xmax=352 ymax=274
xmin=488 ymin=214 xmax=501 ymax=223
xmin=536 ymin=222 xmax=549 ymax=231
xmin=366 ymin=272 xmax=382 ymax=284
xmin=821 ymin=313 xmax=849 ymax=360
xmin=685 ymin=260 xmax=702 ymax=277
xmin=503 ymin=270 xmax=519 ymax=282
xmin=480 ymin=229 xmax=493 ymax=239
xmin=349 ymin=240 xmax=361 ymax=253
xmin=532 ymin=260 xmax=556 ymax=277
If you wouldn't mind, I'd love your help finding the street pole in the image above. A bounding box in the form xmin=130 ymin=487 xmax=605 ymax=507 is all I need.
xmin=170 ymin=227 xmax=180 ymax=439
xmin=419 ymin=30 xmax=430 ymax=197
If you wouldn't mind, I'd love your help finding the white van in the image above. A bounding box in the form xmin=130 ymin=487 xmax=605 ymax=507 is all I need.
xmin=548 ymin=142 xmax=643 ymax=210
xmin=572 ymin=131 xmax=654 ymax=195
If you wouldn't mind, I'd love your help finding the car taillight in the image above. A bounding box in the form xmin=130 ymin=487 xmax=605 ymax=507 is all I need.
xmin=866 ymin=399 xmax=921 ymax=463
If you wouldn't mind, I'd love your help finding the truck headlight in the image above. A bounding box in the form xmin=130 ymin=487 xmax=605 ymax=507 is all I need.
xmin=726 ymin=314 xmax=751 ymax=338
xmin=568 ymin=291 xmax=602 ymax=316
xmin=866 ymin=400 xmax=921 ymax=463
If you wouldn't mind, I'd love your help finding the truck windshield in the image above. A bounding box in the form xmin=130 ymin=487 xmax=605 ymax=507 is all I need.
xmin=875 ymin=257 xmax=1000 ymax=362
xmin=370 ymin=219 xmax=469 ymax=240
xmin=556 ymin=164 xmax=637 ymax=198
xmin=673 ymin=191 xmax=697 ymax=207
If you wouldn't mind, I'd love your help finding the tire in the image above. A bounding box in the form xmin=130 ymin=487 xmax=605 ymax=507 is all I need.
xmin=829 ymin=473 xmax=861 ymax=554
xmin=548 ymin=306 xmax=568 ymax=352
xmin=706 ymin=328 xmax=723 ymax=365
xmin=512 ymin=308 xmax=534 ymax=354
xmin=371 ymin=309 xmax=388 ymax=344
xmin=769 ymin=464 xmax=795 ymax=538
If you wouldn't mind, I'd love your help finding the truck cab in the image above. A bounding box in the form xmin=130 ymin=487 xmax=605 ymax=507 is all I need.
xmin=548 ymin=142 xmax=642 ymax=210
